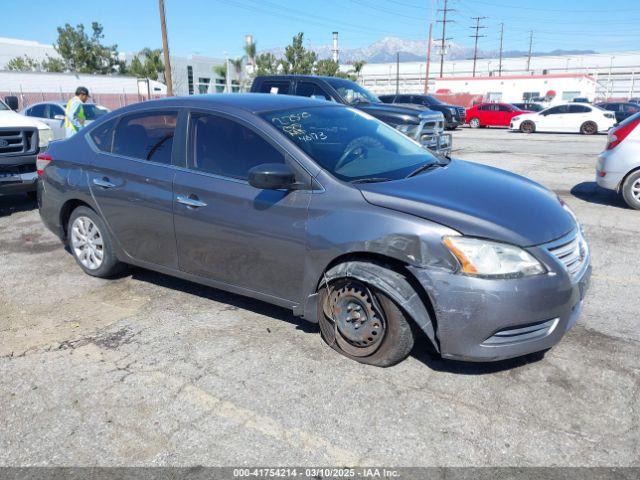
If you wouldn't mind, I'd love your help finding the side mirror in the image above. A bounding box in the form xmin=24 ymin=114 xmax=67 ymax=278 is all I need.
xmin=54 ymin=114 xmax=65 ymax=121
xmin=4 ymin=96 xmax=19 ymax=111
xmin=248 ymin=163 xmax=298 ymax=190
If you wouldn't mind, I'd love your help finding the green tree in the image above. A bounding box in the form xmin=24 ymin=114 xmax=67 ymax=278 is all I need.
xmin=279 ymin=32 xmax=316 ymax=75
xmin=128 ymin=48 xmax=164 ymax=80
xmin=6 ymin=55 xmax=41 ymax=72
xmin=41 ymin=55 xmax=65 ymax=73
xmin=254 ymin=52 xmax=279 ymax=76
xmin=351 ymin=60 xmax=366 ymax=80
xmin=213 ymin=64 xmax=227 ymax=81
xmin=314 ymin=58 xmax=340 ymax=77
xmin=54 ymin=22 xmax=119 ymax=74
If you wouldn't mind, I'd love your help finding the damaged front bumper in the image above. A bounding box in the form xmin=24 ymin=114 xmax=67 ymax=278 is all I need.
xmin=407 ymin=235 xmax=591 ymax=362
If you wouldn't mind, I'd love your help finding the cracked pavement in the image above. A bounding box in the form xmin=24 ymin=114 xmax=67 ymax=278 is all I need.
xmin=0 ymin=128 xmax=638 ymax=466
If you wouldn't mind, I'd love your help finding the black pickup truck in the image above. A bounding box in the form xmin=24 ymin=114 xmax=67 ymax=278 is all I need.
xmin=250 ymin=75 xmax=451 ymax=156
xmin=378 ymin=94 xmax=466 ymax=130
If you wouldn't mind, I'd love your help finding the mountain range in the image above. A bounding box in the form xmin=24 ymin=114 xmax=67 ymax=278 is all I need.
xmin=263 ymin=36 xmax=596 ymax=64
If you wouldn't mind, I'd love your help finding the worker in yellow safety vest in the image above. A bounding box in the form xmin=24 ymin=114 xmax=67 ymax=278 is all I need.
xmin=64 ymin=87 xmax=90 ymax=138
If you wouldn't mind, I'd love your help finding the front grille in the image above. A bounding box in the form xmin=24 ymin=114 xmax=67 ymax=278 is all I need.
xmin=0 ymin=128 xmax=37 ymax=156
xmin=482 ymin=318 xmax=559 ymax=346
xmin=547 ymin=232 xmax=588 ymax=279
xmin=455 ymin=107 xmax=466 ymax=120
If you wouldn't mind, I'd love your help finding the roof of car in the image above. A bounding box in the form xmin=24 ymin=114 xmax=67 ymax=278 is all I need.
xmin=120 ymin=93 xmax=338 ymax=114
xmin=254 ymin=75 xmax=346 ymax=83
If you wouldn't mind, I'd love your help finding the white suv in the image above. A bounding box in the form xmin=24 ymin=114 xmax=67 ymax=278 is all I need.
xmin=597 ymin=112 xmax=640 ymax=209
xmin=0 ymin=96 xmax=54 ymax=198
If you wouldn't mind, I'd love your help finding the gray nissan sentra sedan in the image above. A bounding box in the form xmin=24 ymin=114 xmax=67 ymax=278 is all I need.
xmin=37 ymin=94 xmax=591 ymax=367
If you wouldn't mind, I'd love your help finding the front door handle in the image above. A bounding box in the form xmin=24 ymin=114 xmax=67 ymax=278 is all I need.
xmin=93 ymin=177 xmax=117 ymax=188
xmin=176 ymin=194 xmax=207 ymax=208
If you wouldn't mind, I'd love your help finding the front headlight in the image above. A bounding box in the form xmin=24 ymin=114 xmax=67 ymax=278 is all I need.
xmin=38 ymin=128 xmax=54 ymax=148
xmin=443 ymin=236 xmax=546 ymax=278
xmin=395 ymin=123 xmax=420 ymax=137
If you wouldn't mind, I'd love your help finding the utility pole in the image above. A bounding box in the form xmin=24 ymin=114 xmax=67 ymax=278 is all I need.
xmin=526 ymin=30 xmax=534 ymax=73
xmin=158 ymin=0 xmax=173 ymax=96
xmin=498 ymin=23 xmax=504 ymax=77
xmin=435 ymin=0 xmax=455 ymax=78
xmin=424 ymin=22 xmax=433 ymax=93
xmin=469 ymin=16 xmax=487 ymax=77
xmin=395 ymin=52 xmax=400 ymax=95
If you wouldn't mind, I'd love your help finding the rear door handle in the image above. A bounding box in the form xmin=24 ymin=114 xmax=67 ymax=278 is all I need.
xmin=93 ymin=177 xmax=117 ymax=188
xmin=176 ymin=194 xmax=207 ymax=208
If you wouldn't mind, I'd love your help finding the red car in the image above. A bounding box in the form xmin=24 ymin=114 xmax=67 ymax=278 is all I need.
xmin=465 ymin=103 xmax=528 ymax=128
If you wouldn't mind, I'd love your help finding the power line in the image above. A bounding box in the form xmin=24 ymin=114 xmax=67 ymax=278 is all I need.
xmin=436 ymin=0 xmax=455 ymax=77
xmin=469 ymin=16 xmax=487 ymax=77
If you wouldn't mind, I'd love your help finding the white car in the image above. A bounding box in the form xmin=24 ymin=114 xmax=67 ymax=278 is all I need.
xmin=510 ymin=103 xmax=616 ymax=135
xmin=596 ymin=112 xmax=640 ymax=209
xmin=21 ymin=101 xmax=109 ymax=140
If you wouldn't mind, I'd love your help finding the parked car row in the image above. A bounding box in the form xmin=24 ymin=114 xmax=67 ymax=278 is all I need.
xmin=22 ymin=101 xmax=109 ymax=139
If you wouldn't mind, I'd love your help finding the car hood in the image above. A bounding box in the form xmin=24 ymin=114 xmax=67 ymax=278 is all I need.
xmin=358 ymin=160 xmax=576 ymax=247
xmin=0 ymin=110 xmax=49 ymax=129
xmin=359 ymin=102 xmax=427 ymax=119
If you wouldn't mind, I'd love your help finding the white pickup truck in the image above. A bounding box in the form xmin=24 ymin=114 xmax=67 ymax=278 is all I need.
xmin=0 ymin=96 xmax=54 ymax=199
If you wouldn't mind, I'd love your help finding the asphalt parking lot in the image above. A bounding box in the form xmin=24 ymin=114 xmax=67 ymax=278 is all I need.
xmin=1 ymin=128 xmax=638 ymax=467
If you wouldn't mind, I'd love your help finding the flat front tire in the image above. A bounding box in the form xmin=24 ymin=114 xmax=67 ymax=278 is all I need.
xmin=68 ymin=206 xmax=124 ymax=278
xmin=318 ymin=278 xmax=415 ymax=367
xmin=621 ymin=171 xmax=640 ymax=210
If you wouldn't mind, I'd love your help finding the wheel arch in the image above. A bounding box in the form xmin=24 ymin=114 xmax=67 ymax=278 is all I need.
xmin=618 ymin=165 xmax=640 ymax=193
xmin=303 ymin=251 xmax=440 ymax=353
xmin=60 ymin=199 xmax=96 ymax=241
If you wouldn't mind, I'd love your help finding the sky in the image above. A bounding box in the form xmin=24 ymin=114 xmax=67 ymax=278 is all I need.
xmin=1 ymin=0 xmax=639 ymax=59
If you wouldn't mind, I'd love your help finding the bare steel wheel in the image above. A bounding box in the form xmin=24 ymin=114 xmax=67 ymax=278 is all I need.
xmin=68 ymin=206 xmax=124 ymax=278
xmin=580 ymin=121 xmax=598 ymax=135
xmin=318 ymin=268 xmax=416 ymax=367
xmin=324 ymin=281 xmax=386 ymax=357
xmin=71 ymin=216 xmax=104 ymax=270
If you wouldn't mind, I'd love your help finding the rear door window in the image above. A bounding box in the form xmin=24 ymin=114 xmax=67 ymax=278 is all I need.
xmin=258 ymin=81 xmax=291 ymax=95
xmin=112 ymin=111 xmax=178 ymax=164
xmin=568 ymin=105 xmax=591 ymax=113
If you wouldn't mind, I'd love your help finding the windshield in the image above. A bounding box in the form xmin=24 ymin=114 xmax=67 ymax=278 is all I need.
xmin=83 ymin=104 xmax=108 ymax=120
xmin=262 ymin=106 xmax=438 ymax=182
xmin=0 ymin=100 xmax=9 ymax=111
xmin=325 ymin=78 xmax=380 ymax=105
xmin=425 ymin=95 xmax=442 ymax=105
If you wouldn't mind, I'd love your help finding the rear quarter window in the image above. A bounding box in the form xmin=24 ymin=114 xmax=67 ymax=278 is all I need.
xmin=89 ymin=118 xmax=118 ymax=153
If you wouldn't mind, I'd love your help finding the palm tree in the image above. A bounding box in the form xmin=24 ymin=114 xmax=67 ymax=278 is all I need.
xmin=230 ymin=58 xmax=243 ymax=92
xmin=244 ymin=41 xmax=256 ymax=66
xmin=351 ymin=60 xmax=366 ymax=82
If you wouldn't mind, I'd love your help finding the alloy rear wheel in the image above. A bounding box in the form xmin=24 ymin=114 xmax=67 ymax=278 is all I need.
xmin=580 ymin=121 xmax=598 ymax=135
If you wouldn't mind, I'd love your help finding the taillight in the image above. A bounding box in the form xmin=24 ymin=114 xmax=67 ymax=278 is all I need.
xmin=36 ymin=153 xmax=52 ymax=176
xmin=607 ymin=118 xmax=640 ymax=150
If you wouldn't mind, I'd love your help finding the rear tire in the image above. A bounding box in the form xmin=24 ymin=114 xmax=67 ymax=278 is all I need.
xmin=520 ymin=120 xmax=536 ymax=134
xmin=68 ymin=206 xmax=125 ymax=278
xmin=580 ymin=121 xmax=598 ymax=135
xmin=621 ymin=171 xmax=640 ymax=210
xmin=469 ymin=117 xmax=481 ymax=128
xmin=318 ymin=278 xmax=415 ymax=367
